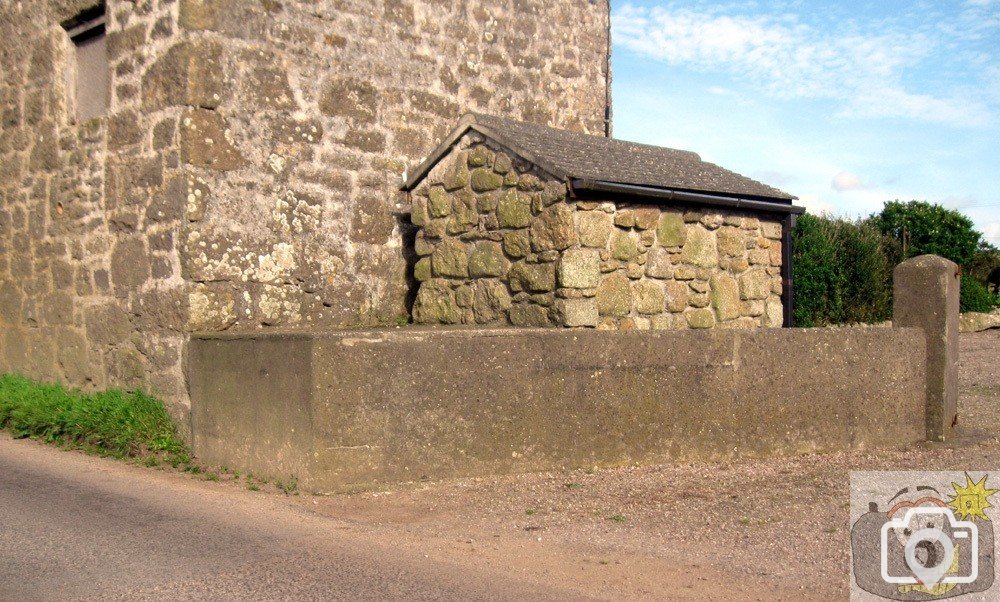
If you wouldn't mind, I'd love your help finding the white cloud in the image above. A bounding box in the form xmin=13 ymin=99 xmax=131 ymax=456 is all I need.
xmin=612 ymin=4 xmax=994 ymax=127
xmin=983 ymin=222 xmax=1000 ymax=242
xmin=831 ymin=171 xmax=871 ymax=192
xmin=797 ymin=193 xmax=835 ymax=216
xmin=706 ymin=85 xmax=735 ymax=96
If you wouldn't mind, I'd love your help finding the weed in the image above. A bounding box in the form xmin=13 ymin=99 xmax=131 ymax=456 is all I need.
xmin=563 ymin=482 xmax=582 ymax=490
xmin=247 ymin=482 xmax=261 ymax=492
xmin=607 ymin=514 xmax=627 ymax=523
xmin=525 ymin=508 xmax=537 ymax=516
xmin=276 ymin=477 xmax=299 ymax=495
xmin=0 ymin=373 xmax=187 ymax=463
xmin=739 ymin=516 xmax=751 ymax=526
xmin=204 ymin=472 xmax=220 ymax=482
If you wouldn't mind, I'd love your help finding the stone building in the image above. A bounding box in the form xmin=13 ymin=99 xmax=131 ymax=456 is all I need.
xmin=0 ymin=0 xmax=611 ymax=423
xmin=404 ymin=114 xmax=803 ymax=329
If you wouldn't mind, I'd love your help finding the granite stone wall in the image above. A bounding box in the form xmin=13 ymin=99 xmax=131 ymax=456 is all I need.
xmin=410 ymin=136 xmax=785 ymax=329
xmin=0 ymin=0 xmax=611 ymax=421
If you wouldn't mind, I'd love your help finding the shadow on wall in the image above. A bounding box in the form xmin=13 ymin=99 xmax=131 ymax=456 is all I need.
xmin=397 ymin=212 xmax=419 ymax=320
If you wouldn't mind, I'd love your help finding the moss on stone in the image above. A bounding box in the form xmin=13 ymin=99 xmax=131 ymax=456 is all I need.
xmin=497 ymin=189 xmax=532 ymax=228
xmin=470 ymin=168 xmax=504 ymax=192
xmin=685 ymin=308 xmax=716 ymax=328
xmin=610 ymin=230 xmax=639 ymax=261
xmin=431 ymin=239 xmax=469 ymax=278
xmin=469 ymin=242 xmax=510 ymax=277
xmin=428 ymin=186 xmax=451 ymax=218
xmin=502 ymin=230 xmax=531 ymax=258
xmin=414 ymin=257 xmax=432 ymax=282
xmin=656 ymin=212 xmax=687 ymax=247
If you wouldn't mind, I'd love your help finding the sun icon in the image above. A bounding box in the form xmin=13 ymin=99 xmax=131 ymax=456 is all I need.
xmin=947 ymin=473 xmax=998 ymax=522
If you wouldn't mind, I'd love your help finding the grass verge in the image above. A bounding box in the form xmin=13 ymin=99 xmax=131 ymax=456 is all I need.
xmin=0 ymin=373 xmax=188 ymax=463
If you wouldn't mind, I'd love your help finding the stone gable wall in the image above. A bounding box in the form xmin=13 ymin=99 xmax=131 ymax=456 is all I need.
xmin=410 ymin=136 xmax=785 ymax=329
xmin=176 ymin=0 xmax=610 ymax=333
xmin=0 ymin=0 xmax=611 ymax=423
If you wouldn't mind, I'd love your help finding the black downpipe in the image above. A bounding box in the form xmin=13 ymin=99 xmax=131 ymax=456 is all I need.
xmin=781 ymin=214 xmax=796 ymax=327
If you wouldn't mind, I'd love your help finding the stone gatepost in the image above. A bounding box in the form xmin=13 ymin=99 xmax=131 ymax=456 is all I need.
xmin=893 ymin=255 xmax=960 ymax=441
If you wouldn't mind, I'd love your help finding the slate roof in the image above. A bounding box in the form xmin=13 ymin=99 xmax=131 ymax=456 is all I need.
xmin=402 ymin=113 xmax=796 ymax=201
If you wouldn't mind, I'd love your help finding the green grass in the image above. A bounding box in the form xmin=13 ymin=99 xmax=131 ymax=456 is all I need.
xmin=0 ymin=373 xmax=188 ymax=462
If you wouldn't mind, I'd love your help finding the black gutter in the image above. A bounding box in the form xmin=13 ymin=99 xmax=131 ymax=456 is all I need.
xmin=569 ymin=179 xmax=805 ymax=215
xmin=570 ymin=179 xmax=804 ymax=328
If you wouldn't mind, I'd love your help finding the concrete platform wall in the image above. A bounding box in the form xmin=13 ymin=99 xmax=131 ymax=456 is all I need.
xmin=189 ymin=327 xmax=927 ymax=493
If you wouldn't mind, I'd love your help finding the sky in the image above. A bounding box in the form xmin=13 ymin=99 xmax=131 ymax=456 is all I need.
xmin=610 ymin=0 xmax=1000 ymax=246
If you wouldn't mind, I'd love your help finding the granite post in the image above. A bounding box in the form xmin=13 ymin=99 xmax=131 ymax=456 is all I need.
xmin=893 ymin=255 xmax=960 ymax=441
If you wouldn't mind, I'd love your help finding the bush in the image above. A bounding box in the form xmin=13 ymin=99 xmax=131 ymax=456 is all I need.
xmin=792 ymin=214 xmax=893 ymax=326
xmin=792 ymin=214 xmax=842 ymax=326
xmin=960 ymin=277 xmax=1000 ymax=313
xmin=795 ymin=201 xmax=996 ymax=325
xmin=0 ymin=374 xmax=187 ymax=460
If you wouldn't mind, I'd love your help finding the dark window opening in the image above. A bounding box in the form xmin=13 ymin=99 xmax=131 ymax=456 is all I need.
xmin=61 ymin=4 xmax=109 ymax=121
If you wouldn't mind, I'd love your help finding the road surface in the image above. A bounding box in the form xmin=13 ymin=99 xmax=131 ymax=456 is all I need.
xmin=0 ymin=434 xmax=573 ymax=601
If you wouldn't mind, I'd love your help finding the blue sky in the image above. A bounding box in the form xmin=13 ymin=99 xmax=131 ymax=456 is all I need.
xmin=610 ymin=0 xmax=1000 ymax=245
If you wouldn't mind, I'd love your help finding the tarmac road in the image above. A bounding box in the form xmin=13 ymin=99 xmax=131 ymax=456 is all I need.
xmin=0 ymin=435 xmax=572 ymax=601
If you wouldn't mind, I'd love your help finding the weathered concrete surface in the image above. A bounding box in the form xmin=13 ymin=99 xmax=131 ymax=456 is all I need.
xmin=189 ymin=327 xmax=927 ymax=493
xmin=893 ymin=255 xmax=960 ymax=441
xmin=188 ymin=334 xmax=314 ymax=480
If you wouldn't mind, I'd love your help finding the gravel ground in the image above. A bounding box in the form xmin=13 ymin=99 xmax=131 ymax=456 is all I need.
xmin=302 ymin=330 xmax=1000 ymax=599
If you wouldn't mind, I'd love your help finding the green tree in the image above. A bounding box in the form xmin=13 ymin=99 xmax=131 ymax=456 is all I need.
xmin=966 ymin=240 xmax=1000 ymax=283
xmin=872 ymin=200 xmax=981 ymax=265
xmin=873 ymin=201 xmax=997 ymax=312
